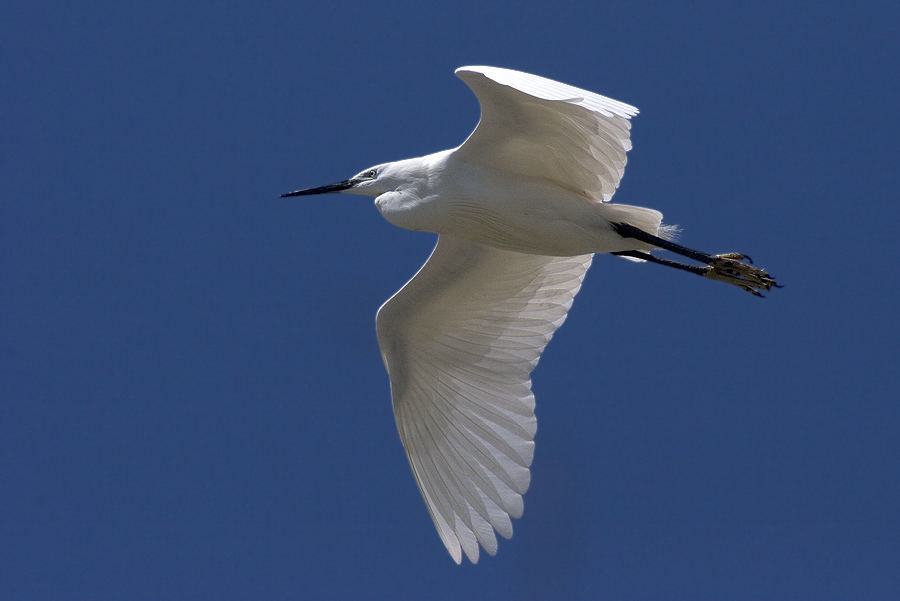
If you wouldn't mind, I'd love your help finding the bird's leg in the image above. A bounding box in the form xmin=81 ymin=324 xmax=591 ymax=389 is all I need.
xmin=611 ymin=222 xmax=780 ymax=297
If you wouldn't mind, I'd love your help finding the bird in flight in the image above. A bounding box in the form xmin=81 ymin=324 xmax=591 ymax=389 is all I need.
xmin=283 ymin=66 xmax=778 ymax=563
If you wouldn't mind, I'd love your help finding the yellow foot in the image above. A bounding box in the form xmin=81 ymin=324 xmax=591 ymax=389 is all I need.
xmin=703 ymin=254 xmax=780 ymax=297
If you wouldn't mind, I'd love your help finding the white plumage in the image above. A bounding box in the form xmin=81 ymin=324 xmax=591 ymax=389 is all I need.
xmin=283 ymin=66 xmax=777 ymax=563
xmin=454 ymin=67 xmax=637 ymax=203
xmin=376 ymin=236 xmax=591 ymax=563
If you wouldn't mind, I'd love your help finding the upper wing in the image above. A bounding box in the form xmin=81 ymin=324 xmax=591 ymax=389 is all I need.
xmin=376 ymin=235 xmax=592 ymax=563
xmin=454 ymin=66 xmax=638 ymax=202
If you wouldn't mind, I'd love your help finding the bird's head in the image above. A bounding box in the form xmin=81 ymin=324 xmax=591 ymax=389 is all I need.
xmin=281 ymin=156 xmax=438 ymax=231
xmin=281 ymin=161 xmax=408 ymax=199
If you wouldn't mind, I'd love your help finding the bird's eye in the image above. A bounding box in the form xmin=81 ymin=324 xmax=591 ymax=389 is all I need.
xmin=365 ymin=170 xmax=377 ymax=179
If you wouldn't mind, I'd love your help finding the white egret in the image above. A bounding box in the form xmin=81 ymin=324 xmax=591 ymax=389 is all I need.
xmin=283 ymin=66 xmax=778 ymax=563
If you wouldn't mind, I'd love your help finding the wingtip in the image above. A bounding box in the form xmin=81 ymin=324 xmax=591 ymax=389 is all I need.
xmin=455 ymin=65 xmax=488 ymax=79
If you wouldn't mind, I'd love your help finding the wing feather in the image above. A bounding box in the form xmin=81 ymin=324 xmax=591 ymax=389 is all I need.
xmin=376 ymin=235 xmax=592 ymax=563
xmin=454 ymin=66 xmax=637 ymax=202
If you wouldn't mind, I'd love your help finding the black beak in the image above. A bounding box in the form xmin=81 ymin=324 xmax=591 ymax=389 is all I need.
xmin=281 ymin=179 xmax=357 ymax=198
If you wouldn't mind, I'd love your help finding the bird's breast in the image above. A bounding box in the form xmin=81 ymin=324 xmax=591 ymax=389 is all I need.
xmin=374 ymin=189 xmax=437 ymax=231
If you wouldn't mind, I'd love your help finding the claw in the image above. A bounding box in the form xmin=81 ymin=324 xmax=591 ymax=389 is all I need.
xmin=703 ymin=253 xmax=778 ymax=296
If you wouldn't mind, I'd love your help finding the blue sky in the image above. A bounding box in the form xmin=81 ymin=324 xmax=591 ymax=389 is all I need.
xmin=2 ymin=1 xmax=899 ymax=599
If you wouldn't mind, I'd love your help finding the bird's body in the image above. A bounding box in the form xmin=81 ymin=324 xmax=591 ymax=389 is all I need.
xmin=283 ymin=66 xmax=778 ymax=564
xmin=371 ymin=149 xmax=661 ymax=256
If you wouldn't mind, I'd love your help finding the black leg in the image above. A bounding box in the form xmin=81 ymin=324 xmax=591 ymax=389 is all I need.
xmin=611 ymin=222 xmax=780 ymax=297
xmin=611 ymin=250 xmax=708 ymax=276
xmin=612 ymin=222 xmax=722 ymax=264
